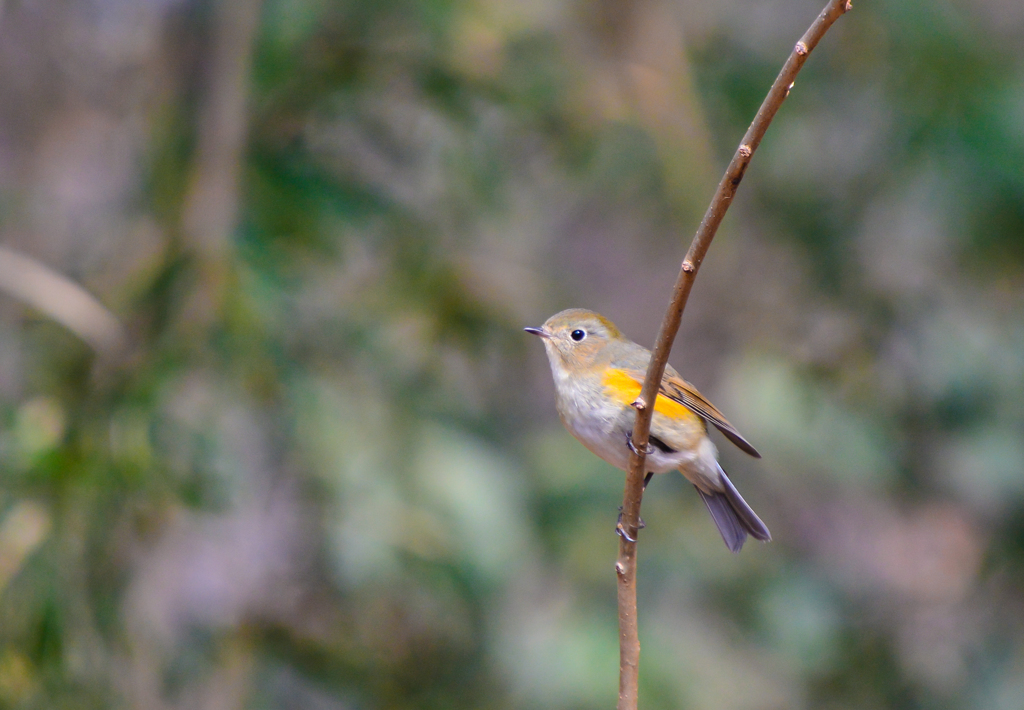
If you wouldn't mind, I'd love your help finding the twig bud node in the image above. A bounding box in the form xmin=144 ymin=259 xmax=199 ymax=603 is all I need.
xmin=738 ymin=145 xmax=752 ymax=159
xmin=795 ymin=41 xmax=808 ymax=56
xmin=681 ymin=260 xmax=695 ymax=273
xmin=631 ymin=398 xmax=646 ymax=411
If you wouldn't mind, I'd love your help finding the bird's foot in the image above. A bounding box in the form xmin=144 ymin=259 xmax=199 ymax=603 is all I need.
xmin=626 ymin=432 xmax=655 ymax=457
xmin=616 ymin=506 xmax=645 ymax=542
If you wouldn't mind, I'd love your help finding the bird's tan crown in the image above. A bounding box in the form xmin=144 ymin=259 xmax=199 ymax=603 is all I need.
xmin=542 ymin=308 xmax=622 ymax=339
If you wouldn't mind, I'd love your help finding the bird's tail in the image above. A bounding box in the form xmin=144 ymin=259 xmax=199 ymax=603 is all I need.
xmin=695 ymin=466 xmax=771 ymax=553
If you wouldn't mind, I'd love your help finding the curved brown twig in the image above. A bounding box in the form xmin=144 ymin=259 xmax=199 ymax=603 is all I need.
xmin=615 ymin=1 xmax=852 ymax=708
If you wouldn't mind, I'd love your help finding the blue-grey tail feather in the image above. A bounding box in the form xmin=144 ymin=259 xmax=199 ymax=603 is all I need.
xmin=695 ymin=468 xmax=771 ymax=553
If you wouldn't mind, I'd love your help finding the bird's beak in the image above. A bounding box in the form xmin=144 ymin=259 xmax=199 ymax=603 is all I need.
xmin=524 ymin=326 xmax=549 ymax=339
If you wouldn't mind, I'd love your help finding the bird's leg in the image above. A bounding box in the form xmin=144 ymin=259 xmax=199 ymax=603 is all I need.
xmin=626 ymin=431 xmax=655 ymax=457
xmin=618 ymin=438 xmax=655 ymax=542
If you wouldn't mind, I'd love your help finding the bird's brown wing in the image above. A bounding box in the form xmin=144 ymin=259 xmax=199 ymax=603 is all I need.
xmin=626 ymin=368 xmax=761 ymax=458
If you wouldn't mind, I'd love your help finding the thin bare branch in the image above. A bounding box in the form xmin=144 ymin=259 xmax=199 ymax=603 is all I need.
xmin=615 ymin=1 xmax=852 ymax=707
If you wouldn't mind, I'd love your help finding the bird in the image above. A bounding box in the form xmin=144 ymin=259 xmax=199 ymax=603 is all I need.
xmin=526 ymin=308 xmax=770 ymax=552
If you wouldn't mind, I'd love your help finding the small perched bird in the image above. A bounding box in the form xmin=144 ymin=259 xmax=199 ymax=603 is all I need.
xmin=526 ymin=308 xmax=770 ymax=552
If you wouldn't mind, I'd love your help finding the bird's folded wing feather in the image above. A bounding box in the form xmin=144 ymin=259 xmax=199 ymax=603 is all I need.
xmin=626 ymin=368 xmax=762 ymax=458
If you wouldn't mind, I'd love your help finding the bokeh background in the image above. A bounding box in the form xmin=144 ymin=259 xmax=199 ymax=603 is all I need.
xmin=0 ymin=0 xmax=1022 ymax=707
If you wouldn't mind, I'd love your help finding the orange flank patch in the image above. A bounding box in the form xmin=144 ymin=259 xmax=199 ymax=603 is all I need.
xmin=601 ymin=368 xmax=700 ymax=423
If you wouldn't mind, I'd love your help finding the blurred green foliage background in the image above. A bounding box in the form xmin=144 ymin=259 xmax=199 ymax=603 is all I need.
xmin=0 ymin=0 xmax=1023 ymax=708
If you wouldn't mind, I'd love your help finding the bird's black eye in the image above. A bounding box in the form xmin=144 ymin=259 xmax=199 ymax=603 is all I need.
xmin=570 ymin=329 xmax=586 ymax=342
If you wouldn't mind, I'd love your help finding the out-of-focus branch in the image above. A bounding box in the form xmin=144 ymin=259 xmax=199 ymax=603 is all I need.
xmin=0 ymin=245 xmax=125 ymax=356
xmin=615 ymin=1 xmax=852 ymax=708
xmin=180 ymin=0 xmax=263 ymax=324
